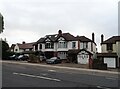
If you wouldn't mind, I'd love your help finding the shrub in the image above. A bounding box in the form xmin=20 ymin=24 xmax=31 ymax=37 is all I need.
xmin=2 ymin=51 xmax=15 ymax=60
xmin=28 ymin=54 xmax=40 ymax=63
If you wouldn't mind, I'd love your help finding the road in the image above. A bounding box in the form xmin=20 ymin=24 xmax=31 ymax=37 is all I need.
xmin=2 ymin=61 xmax=119 ymax=88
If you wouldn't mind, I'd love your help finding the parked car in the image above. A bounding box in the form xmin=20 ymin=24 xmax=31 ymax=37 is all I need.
xmin=46 ymin=57 xmax=62 ymax=64
xmin=16 ymin=55 xmax=29 ymax=61
xmin=9 ymin=55 xmax=19 ymax=60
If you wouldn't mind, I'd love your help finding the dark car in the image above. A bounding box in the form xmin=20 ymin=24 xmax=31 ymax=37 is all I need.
xmin=46 ymin=57 xmax=62 ymax=64
xmin=16 ymin=55 xmax=29 ymax=61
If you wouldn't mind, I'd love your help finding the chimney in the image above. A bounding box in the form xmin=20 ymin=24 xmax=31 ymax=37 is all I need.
xmin=22 ymin=41 xmax=25 ymax=44
xmin=92 ymin=33 xmax=95 ymax=42
xmin=101 ymin=34 xmax=104 ymax=43
xmin=58 ymin=30 xmax=62 ymax=35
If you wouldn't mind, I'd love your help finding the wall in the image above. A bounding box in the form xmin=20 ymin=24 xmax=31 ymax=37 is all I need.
xmin=14 ymin=44 xmax=20 ymax=53
xmin=101 ymin=44 xmax=107 ymax=53
xmin=101 ymin=44 xmax=117 ymax=53
xmin=80 ymin=42 xmax=96 ymax=53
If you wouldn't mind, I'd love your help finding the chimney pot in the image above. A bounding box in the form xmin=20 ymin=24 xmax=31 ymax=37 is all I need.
xmin=92 ymin=33 xmax=95 ymax=42
xmin=101 ymin=34 xmax=104 ymax=43
xmin=58 ymin=30 xmax=62 ymax=35
xmin=22 ymin=41 xmax=25 ymax=44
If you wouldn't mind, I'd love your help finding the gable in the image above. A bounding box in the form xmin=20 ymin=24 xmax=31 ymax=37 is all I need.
xmin=58 ymin=37 xmax=65 ymax=41
xmin=78 ymin=51 xmax=89 ymax=55
xmin=45 ymin=38 xmax=51 ymax=42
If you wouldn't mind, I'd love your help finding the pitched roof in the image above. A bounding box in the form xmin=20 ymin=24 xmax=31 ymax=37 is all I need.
xmin=101 ymin=36 xmax=120 ymax=44
xmin=10 ymin=44 xmax=15 ymax=49
xmin=97 ymin=53 xmax=118 ymax=57
xmin=68 ymin=49 xmax=93 ymax=55
xmin=17 ymin=42 xmax=35 ymax=49
xmin=75 ymin=36 xmax=93 ymax=42
xmin=36 ymin=33 xmax=76 ymax=43
xmin=75 ymin=36 xmax=96 ymax=45
xmin=55 ymin=33 xmax=76 ymax=41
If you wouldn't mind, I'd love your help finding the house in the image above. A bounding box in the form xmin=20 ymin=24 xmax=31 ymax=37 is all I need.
xmin=33 ymin=30 xmax=97 ymax=65
xmin=11 ymin=41 xmax=35 ymax=53
xmin=97 ymin=35 xmax=120 ymax=68
xmin=68 ymin=33 xmax=96 ymax=64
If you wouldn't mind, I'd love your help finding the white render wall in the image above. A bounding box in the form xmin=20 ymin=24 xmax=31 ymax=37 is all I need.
xmin=14 ymin=44 xmax=20 ymax=53
xmin=101 ymin=44 xmax=106 ymax=52
xmin=36 ymin=41 xmax=96 ymax=53
xmin=101 ymin=44 xmax=117 ymax=53
xmin=80 ymin=42 xmax=96 ymax=53
xmin=38 ymin=41 xmax=79 ymax=52
xmin=93 ymin=43 xmax=97 ymax=53
xmin=68 ymin=41 xmax=78 ymax=49
xmin=116 ymin=41 xmax=120 ymax=57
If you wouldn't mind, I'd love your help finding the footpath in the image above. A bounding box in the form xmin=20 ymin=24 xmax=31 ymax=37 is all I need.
xmin=1 ymin=60 xmax=120 ymax=77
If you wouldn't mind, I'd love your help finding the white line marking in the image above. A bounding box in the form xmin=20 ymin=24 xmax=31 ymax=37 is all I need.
xmin=13 ymin=72 xmax=19 ymax=75
xmin=48 ymin=70 xmax=56 ymax=72
xmin=96 ymin=86 xmax=103 ymax=88
xmin=105 ymin=77 xmax=117 ymax=80
xmin=13 ymin=72 xmax=61 ymax=82
xmin=41 ymin=73 xmax=47 ymax=76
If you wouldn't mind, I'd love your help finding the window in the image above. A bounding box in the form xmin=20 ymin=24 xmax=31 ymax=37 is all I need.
xmin=45 ymin=42 xmax=54 ymax=49
xmin=83 ymin=42 xmax=88 ymax=49
xmin=35 ymin=45 xmax=38 ymax=50
xmin=107 ymin=43 xmax=113 ymax=51
xmin=72 ymin=42 xmax=76 ymax=48
xmin=58 ymin=41 xmax=67 ymax=48
xmin=15 ymin=49 xmax=18 ymax=51
xmin=39 ymin=44 xmax=42 ymax=49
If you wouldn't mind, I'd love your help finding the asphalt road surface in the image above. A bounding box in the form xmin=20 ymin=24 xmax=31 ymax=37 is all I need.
xmin=2 ymin=61 xmax=119 ymax=89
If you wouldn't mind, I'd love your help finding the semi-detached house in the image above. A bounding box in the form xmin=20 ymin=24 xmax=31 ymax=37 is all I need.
xmin=97 ymin=35 xmax=120 ymax=68
xmin=11 ymin=42 xmax=35 ymax=53
xmin=33 ymin=30 xmax=97 ymax=64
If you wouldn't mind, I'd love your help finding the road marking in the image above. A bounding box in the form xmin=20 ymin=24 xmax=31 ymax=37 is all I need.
xmin=105 ymin=77 xmax=117 ymax=80
xmin=41 ymin=73 xmax=47 ymax=76
xmin=96 ymin=86 xmax=111 ymax=89
xmin=13 ymin=72 xmax=61 ymax=82
xmin=96 ymin=86 xmax=103 ymax=88
xmin=48 ymin=70 xmax=56 ymax=72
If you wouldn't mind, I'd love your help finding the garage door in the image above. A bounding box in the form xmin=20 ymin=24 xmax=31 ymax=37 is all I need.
xmin=77 ymin=54 xmax=89 ymax=64
xmin=104 ymin=58 xmax=116 ymax=68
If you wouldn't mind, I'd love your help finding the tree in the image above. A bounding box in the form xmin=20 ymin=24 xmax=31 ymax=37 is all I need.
xmin=0 ymin=13 xmax=4 ymax=33
xmin=2 ymin=40 xmax=9 ymax=52
xmin=1 ymin=40 xmax=9 ymax=59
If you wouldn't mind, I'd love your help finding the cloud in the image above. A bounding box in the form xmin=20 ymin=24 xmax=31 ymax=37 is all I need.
xmin=0 ymin=0 xmax=119 ymax=52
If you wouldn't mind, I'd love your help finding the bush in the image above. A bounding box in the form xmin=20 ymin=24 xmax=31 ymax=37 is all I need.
xmin=28 ymin=54 xmax=40 ymax=63
xmin=2 ymin=51 xmax=15 ymax=60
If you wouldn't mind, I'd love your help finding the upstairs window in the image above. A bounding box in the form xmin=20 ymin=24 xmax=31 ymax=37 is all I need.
xmin=72 ymin=42 xmax=76 ymax=48
xmin=58 ymin=41 xmax=67 ymax=48
xmin=83 ymin=42 xmax=88 ymax=49
xmin=107 ymin=43 xmax=113 ymax=51
xmin=45 ymin=42 xmax=54 ymax=49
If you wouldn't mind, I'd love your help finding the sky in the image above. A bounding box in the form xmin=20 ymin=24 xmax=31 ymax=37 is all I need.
xmin=0 ymin=0 xmax=119 ymax=52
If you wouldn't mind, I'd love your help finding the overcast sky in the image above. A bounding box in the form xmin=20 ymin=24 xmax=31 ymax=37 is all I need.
xmin=0 ymin=0 xmax=119 ymax=52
